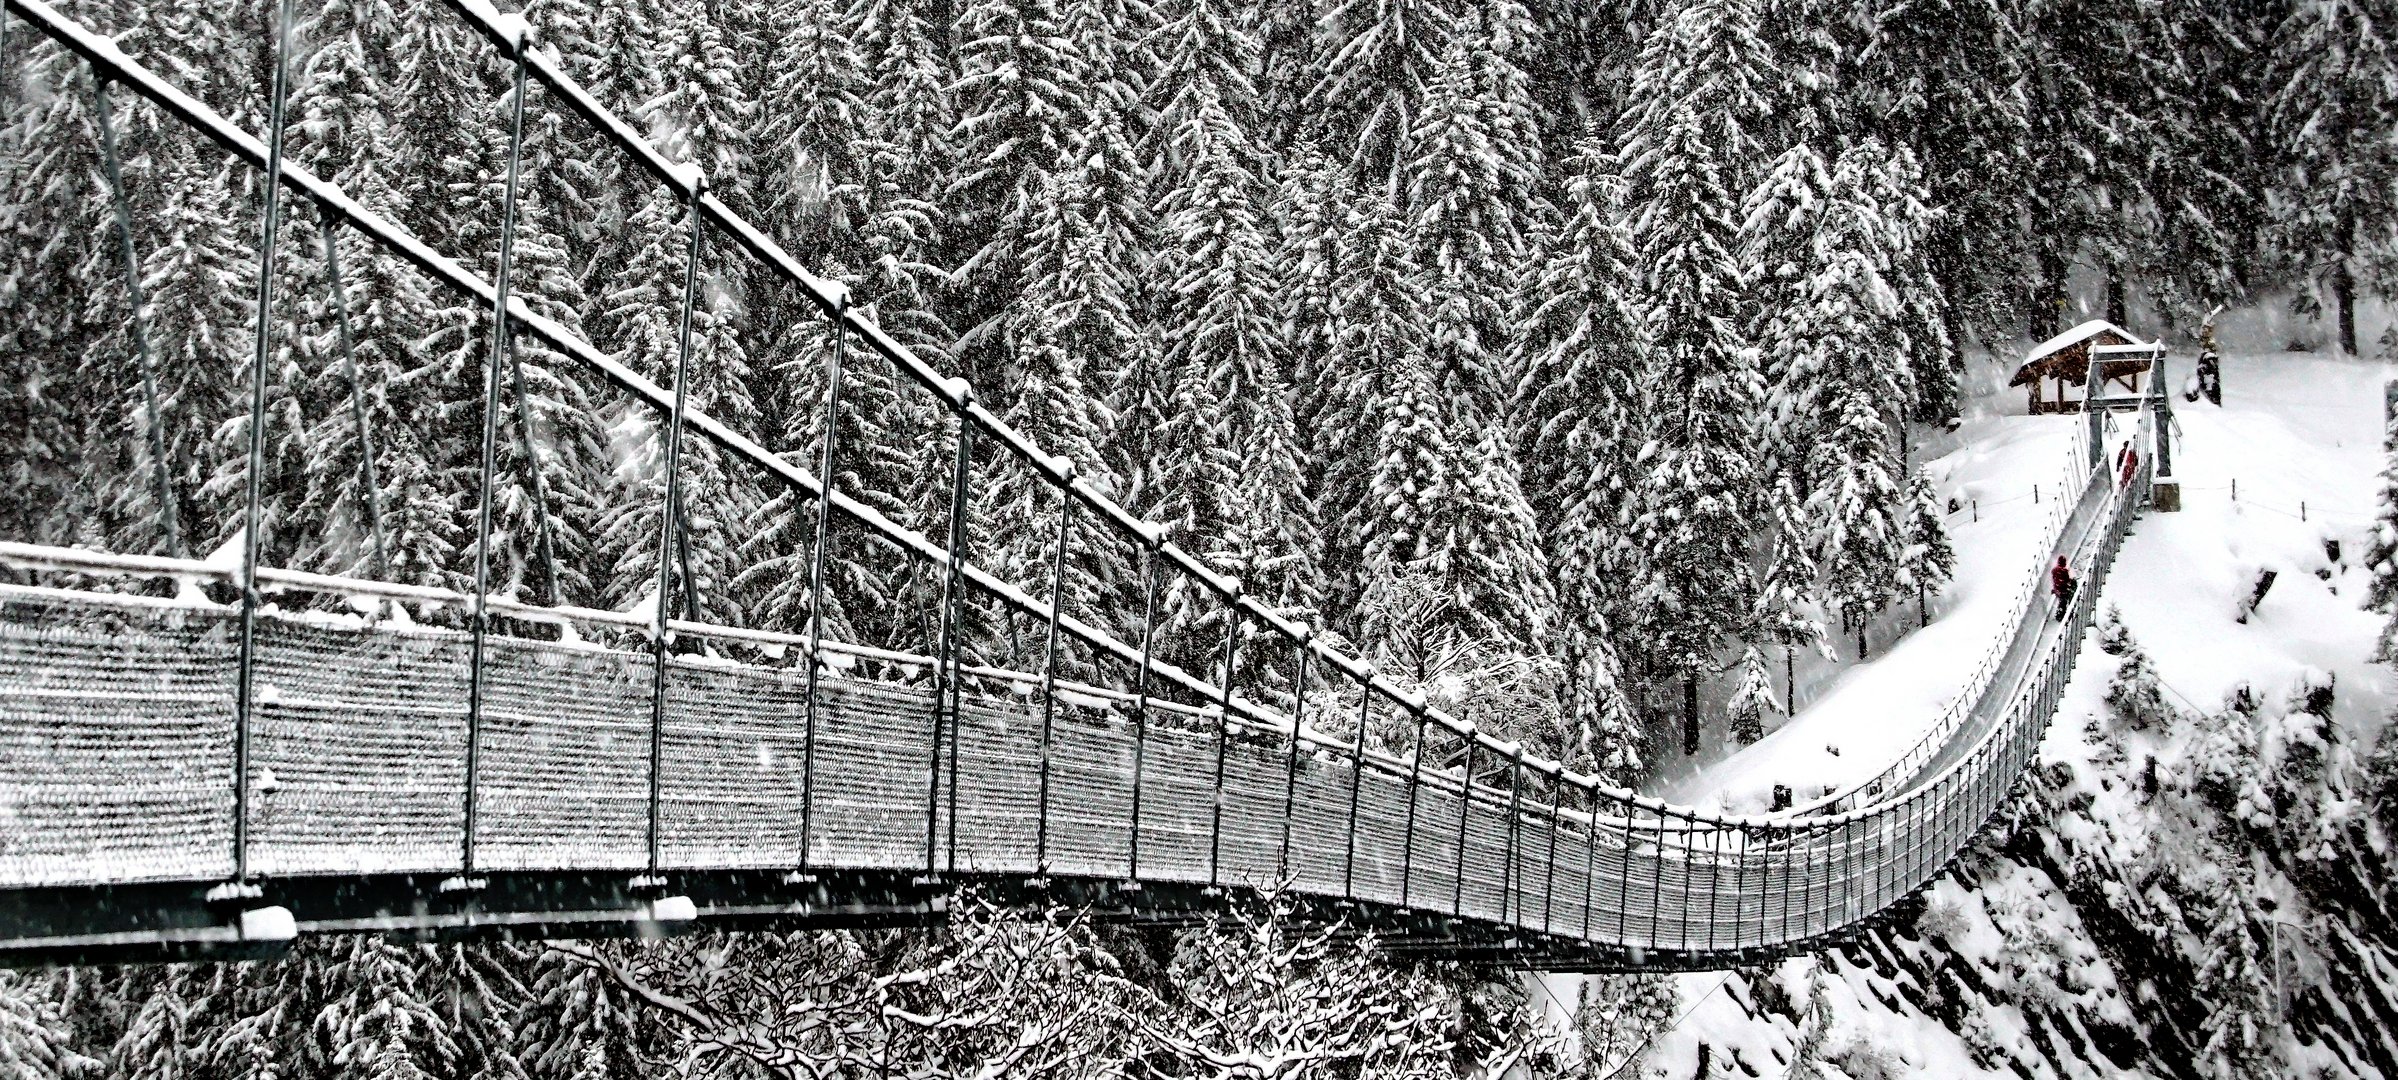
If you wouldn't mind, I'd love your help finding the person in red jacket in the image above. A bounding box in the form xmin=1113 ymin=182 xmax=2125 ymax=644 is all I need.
xmin=2050 ymin=554 xmax=2076 ymax=620
xmin=2119 ymin=445 xmax=2139 ymax=488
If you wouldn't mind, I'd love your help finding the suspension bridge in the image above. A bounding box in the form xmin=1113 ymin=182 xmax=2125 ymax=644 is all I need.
xmin=0 ymin=0 xmax=2168 ymax=969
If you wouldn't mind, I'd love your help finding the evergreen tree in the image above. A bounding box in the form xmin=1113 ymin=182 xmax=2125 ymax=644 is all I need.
xmin=2266 ymin=0 xmax=2398 ymax=356
xmin=1508 ymin=134 xmax=1649 ymax=775
xmin=1301 ymin=0 xmax=1457 ymax=181
xmin=0 ymin=974 xmax=84 ymax=1080
xmin=1846 ymin=0 xmax=2031 ymax=353
xmin=1898 ymin=469 xmax=1955 ymax=620
xmin=1144 ymin=80 xmax=1317 ymax=647
xmin=308 ymin=939 xmax=459 ymax=1080
xmin=517 ymin=946 xmax=652 ymax=1080
xmin=1322 ymin=186 xmax=1553 ymax=653
xmin=1726 ymin=642 xmax=1775 ymax=744
xmin=1616 ymin=0 xmax=1773 ymax=749
xmin=1405 ymin=27 xmax=1537 ymax=417
xmin=285 ymin=0 xmax=461 ymax=587
xmin=594 ymin=186 xmax=763 ymax=625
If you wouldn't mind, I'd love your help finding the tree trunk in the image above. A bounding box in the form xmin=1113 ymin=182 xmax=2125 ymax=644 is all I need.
xmin=1784 ymin=647 xmax=1794 ymax=715
xmin=2033 ymin=251 xmax=2068 ymax=339
xmin=2106 ymin=267 xmax=2128 ymax=326
xmin=1681 ymin=675 xmax=1698 ymax=756
xmin=2336 ymin=257 xmax=2358 ymax=357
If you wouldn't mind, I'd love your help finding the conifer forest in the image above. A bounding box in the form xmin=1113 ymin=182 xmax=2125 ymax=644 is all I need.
xmin=2 ymin=0 xmax=2397 ymax=1074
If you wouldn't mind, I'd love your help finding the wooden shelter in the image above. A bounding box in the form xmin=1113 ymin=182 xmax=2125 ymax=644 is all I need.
xmin=2009 ymin=320 xmax=2156 ymax=414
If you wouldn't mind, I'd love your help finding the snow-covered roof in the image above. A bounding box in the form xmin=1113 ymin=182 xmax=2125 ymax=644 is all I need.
xmin=2008 ymin=320 xmax=2156 ymax=385
xmin=2023 ymin=320 xmax=2149 ymax=366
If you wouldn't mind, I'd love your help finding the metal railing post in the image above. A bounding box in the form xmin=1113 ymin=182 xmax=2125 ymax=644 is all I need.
xmin=933 ymin=419 xmax=971 ymax=875
xmin=796 ymin=285 xmax=849 ymax=876
xmin=1396 ymin=695 xmax=1423 ymax=906
xmin=1032 ymin=474 xmax=1075 ymax=879
xmin=643 ymin=183 xmax=707 ymax=880
xmin=1541 ymin=773 xmax=1560 ymax=935
xmin=1502 ymin=748 xmax=1523 ymax=926
xmin=229 ymin=0 xmax=296 ymax=883
xmin=1581 ymin=786 xmax=1598 ymax=942
xmin=1277 ymin=634 xmax=1310 ymax=885
xmin=1126 ymin=544 xmax=1159 ymax=885
xmin=1452 ymin=738 xmax=1477 ymax=917
xmin=460 ymin=33 xmax=532 ymax=880
xmin=1206 ymin=596 xmax=1240 ymax=891
xmin=1340 ymin=675 xmax=1371 ymax=898
xmin=92 ymin=75 xmax=180 ymax=562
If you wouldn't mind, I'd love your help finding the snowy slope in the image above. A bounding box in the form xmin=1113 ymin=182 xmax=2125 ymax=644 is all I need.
xmin=1633 ymin=348 xmax=2397 ymax=1079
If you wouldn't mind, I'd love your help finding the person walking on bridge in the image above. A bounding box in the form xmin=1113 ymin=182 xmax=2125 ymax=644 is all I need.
xmin=2051 ymin=554 xmax=2077 ymax=619
xmin=2119 ymin=444 xmax=2139 ymax=489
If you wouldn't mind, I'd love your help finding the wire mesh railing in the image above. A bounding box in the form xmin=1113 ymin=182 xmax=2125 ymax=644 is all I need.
xmin=0 ymin=0 xmax=2165 ymax=962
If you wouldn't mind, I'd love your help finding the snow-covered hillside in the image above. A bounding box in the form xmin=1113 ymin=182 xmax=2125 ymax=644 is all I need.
xmin=1636 ymin=349 xmax=2398 ymax=1079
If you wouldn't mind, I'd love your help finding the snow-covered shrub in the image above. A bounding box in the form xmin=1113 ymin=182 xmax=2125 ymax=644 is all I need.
xmin=1913 ymin=896 xmax=1968 ymax=944
xmin=2366 ymin=720 xmax=2398 ymax=835
xmin=2283 ymin=668 xmax=2334 ymax=720
xmin=2098 ymin=605 xmax=2134 ymax=656
xmin=1831 ymin=1038 xmax=1908 ymax=1080
xmin=1572 ymin=975 xmax=1674 ymax=1079
xmin=2103 ymin=635 xmax=2173 ymax=731
xmin=1727 ymin=645 xmax=1776 ymax=745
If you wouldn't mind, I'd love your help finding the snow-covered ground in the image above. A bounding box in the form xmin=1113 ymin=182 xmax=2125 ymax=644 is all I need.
xmin=1631 ymin=347 xmax=2395 ymax=1078
xmin=1650 ymin=382 xmax=2087 ymax=811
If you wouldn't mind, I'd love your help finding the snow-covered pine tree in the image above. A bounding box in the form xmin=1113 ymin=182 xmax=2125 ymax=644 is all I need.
xmin=1854 ymin=145 xmax=1954 ymax=423
xmin=1898 ymin=469 xmax=1955 ymax=621
xmin=106 ymin=968 xmax=198 ymax=1080
xmin=109 ymin=139 xmax=257 ymax=561
xmin=2266 ymin=0 xmax=2398 ymax=357
xmin=1508 ymin=132 xmax=1649 ymax=774
xmin=1146 ymin=0 xmax=1255 ymax=140
xmin=971 ymin=180 xmax=1130 ymax=669
xmin=647 ymin=0 xmax=756 ymax=203
xmin=1616 ymin=0 xmax=1773 ymax=750
xmin=1300 ymin=0 xmax=1458 ymax=182
xmin=2191 ymin=882 xmax=2288 ymax=1077
xmin=1811 ymin=390 xmax=1908 ymax=659
xmin=0 ymin=973 xmax=84 ymax=1080
xmin=1727 ymin=642 xmax=1775 ymax=743
xmin=517 ymin=944 xmax=654 ymax=1080
xmin=1319 ymin=184 xmax=1554 ymax=655
xmin=285 ymin=0 xmax=464 ymax=589
xmin=2018 ymin=0 xmax=2160 ymax=338
xmin=594 ymin=185 xmax=764 ymax=626
xmin=2105 ymin=628 xmax=2173 ymax=730
xmin=1268 ymin=147 xmax=1347 ymax=440
xmin=1754 ymin=476 xmax=1827 ymax=707
xmin=851 ymin=0 xmax=957 ymax=363
xmin=1405 ymin=24 xmax=1537 ymax=418
xmin=946 ymin=0 xmax=1089 ymax=381
xmin=1143 ymin=77 xmax=1318 ymax=657
xmin=1742 ymin=140 xmax=1837 ymax=483
xmin=417 ymin=944 xmax=533 ymax=1080
xmin=1843 ymin=0 xmax=2030 ymax=382
xmin=306 ymin=938 xmax=461 ymax=1080
xmin=753 ymin=0 xmax=873 ymax=269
